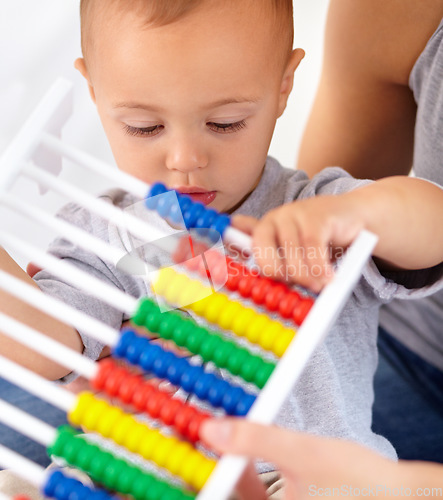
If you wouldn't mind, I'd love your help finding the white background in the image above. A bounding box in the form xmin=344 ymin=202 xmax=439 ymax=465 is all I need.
xmin=0 ymin=1 xmax=330 ymax=266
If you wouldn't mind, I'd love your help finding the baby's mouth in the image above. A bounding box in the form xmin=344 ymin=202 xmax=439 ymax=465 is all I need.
xmin=175 ymin=187 xmax=217 ymax=206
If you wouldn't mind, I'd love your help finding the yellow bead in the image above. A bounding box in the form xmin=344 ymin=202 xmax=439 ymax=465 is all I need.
xmin=96 ymin=405 xmax=123 ymax=439
xmin=139 ymin=429 xmax=162 ymax=461
xmin=111 ymin=413 xmax=136 ymax=446
xmin=259 ymin=322 xmax=284 ymax=351
xmin=115 ymin=415 xmax=141 ymax=450
xmin=83 ymin=398 xmax=109 ymax=432
xmin=179 ymin=279 xmax=207 ymax=306
xmin=166 ymin=442 xmax=193 ymax=476
xmin=180 ymin=452 xmax=204 ymax=488
xmin=188 ymin=293 xmax=211 ymax=315
xmin=151 ymin=436 xmax=179 ymax=469
xmin=194 ymin=459 xmax=216 ymax=490
xmin=202 ymin=293 xmax=228 ymax=323
xmin=152 ymin=268 xmax=175 ymax=295
xmin=273 ymin=329 xmax=295 ymax=357
xmin=68 ymin=392 xmax=93 ymax=427
xmin=217 ymin=301 xmax=242 ymax=331
xmin=232 ymin=307 xmax=256 ymax=337
xmin=245 ymin=314 xmax=271 ymax=345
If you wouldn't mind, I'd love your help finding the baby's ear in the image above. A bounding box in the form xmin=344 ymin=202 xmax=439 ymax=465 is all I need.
xmin=277 ymin=48 xmax=305 ymax=117
xmin=74 ymin=58 xmax=96 ymax=104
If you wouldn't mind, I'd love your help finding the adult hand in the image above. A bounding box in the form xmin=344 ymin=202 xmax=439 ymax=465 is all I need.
xmin=200 ymin=418 xmax=412 ymax=500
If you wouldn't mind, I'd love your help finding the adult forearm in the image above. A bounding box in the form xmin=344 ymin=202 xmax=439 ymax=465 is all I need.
xmin=0 ymin=248 xmax=83 ymax=380
xmin=347 ymin=177 xmax=443 ymax=269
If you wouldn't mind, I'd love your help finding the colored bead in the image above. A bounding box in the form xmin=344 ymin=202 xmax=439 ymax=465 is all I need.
xmin=245 ymin=314 xmax=272 ymax=344
xmin=183 ymin=201 xmax=205 ymax=228
xmin=213 ymin=214 xmax=231 ymax=239
xmin=278 ymin=291 xmax=302 ymax=319
xmin=273 ymin=330 xmax=295 ymax=357
xmin=292 ymin=298 xmax=314 ymax=325
xmin=265 ymin=284 xmax=288 ymax=311
xmin=232 ymin=308 xmax=256 ymax=337
xmin=250 ymin=278 xmax=273 ymax=304
xmin=218 ymin=301 xmax=243 ymax=330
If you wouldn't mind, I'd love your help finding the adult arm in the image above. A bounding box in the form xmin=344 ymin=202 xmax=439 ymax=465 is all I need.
xmin=0 ymin=248 xmax=83 ymax=380
xmin=201 ymin=418 xmax=443 ymax=500
xmin=298 ymin=0 xmax=443 ymax=179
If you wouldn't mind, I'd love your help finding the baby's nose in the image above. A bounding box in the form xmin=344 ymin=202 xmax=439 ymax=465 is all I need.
xmin=165 ymin=136 xmax=208 ymax=172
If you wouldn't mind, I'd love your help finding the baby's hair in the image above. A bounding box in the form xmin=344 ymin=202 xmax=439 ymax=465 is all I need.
xmin=80 ymin=0 xmax=294 ymax=65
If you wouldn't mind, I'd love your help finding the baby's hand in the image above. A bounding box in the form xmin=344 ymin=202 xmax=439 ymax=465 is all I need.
xmin=233 ymin=195 xmax=364 ymax=293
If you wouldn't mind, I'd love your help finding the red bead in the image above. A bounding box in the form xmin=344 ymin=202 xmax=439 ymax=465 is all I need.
xmin=250 ymin=278 xmax=273 ymax=305
xmin=278 ymin=291 xmax=302 ymax=319
xmin=188 ymin=413 xmax=209 ymax=443
xmin=225 ymin=268 xmax=242 ymax=291
xmin=132 ymin=382 xmax=155 ymax=412
xmin=146 ymin=390 xmax=168 ymax=418
xmin=91 ymin=358 xmax=114 ymax=391
xmin=105 ymin=366 xmax=127 ymax=397
xmin=160 ymin=399 xmax=182 ymax=426
xmin=292 ymin=298 xmax=314 ymax=325
xmin=238 ymin=275 xmax=257 ymax=298
xmin=264 ymin=284 xmax=288 ymax=311
xmin=210 ymin=259 xmax=229 ymax=285
xmin=174 ymin=405 xmax=195 ymax=438
xmin=119 ymin=373 xmax=143 ymax=404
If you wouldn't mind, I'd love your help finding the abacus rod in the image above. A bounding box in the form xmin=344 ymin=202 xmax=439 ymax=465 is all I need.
xmin=0 ymin=311 xmax=98 ymax=380
xmin=0 ymin=399 xmax=57 ymax=446
xmin=1 ymin=193 xmax=143 ymax=273
xmin=40 ymin=132 xmax=148 ymax=199
xmin=0 ymin=445 xmax=47 ymax=487
xmin=0 ymin=270 xmax=120 ymax=348
xmin=0 ymin=355 xmax=76 ymax=412
xmin=0 ymin=232 xmax=138 ymax=317
xmin=22 ymin=161 xmax=177 ymax=255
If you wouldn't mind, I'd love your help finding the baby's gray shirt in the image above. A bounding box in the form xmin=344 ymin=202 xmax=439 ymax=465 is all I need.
xmin=34 ymin=157 xmax=443 ymax=464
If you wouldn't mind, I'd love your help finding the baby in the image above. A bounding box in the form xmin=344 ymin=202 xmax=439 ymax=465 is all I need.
xmin=1 ymin=1 xmax=443 ymax=498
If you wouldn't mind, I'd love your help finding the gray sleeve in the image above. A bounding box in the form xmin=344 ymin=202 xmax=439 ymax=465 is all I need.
xmin=294 ymin=167 xmax=443 ymax=302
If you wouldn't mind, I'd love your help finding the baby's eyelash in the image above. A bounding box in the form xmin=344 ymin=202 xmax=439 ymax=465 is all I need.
xmin=207 ymin=120 xmax=247 ymax=133
xmin=123 ymin=124 xmax=163 ymax=137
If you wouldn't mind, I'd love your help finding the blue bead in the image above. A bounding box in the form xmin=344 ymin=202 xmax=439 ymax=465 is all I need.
xmin=55 ymin=476 xmax=75 ymax=500
xmin=152 ymin=351 xmax=172 ymax=378
xmin=222 ymin=386 xmax=243 ymax=415
xmin=235 ymin=393 xmax=256 ymax=416
xmin=125 ymin=335 xmax=148 ymax=365
xmin=207 ymin=378 xmax=227 ymax=407
xmin=213 ymin=214 xmax=231 ymax=240
xmin=138 ymin=342 xmax=160 ymax=371
xmin=180 ymin=365 xmax=203 ymax=392
xmin=166 ymin=357 xmax=187 ymax=385
xmin=183 ymin=202 xmax=205 ymax=229
xmin=169 ymin=201 xmax=185 ymax=225
xmin=148 ymin=183 xmax=168 ymax=198
xmin=156 ymin=193 xmax=175 ymax=218
xmin=194 ymin=372 xmax=217 ymax=400
xmin=44 ymin=469 xmax=63 ymax=497
xmin=113 ymin=329 xmax=136 ymax=359
xmin=196 ymin=208 xmax=218 ymax=229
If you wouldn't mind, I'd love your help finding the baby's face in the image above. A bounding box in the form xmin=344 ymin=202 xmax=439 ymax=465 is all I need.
xmin=78 ymin=2 xmax=301 ymax=212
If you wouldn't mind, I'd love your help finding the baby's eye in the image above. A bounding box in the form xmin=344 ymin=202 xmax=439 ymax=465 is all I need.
xmin=207 ymin=120 xmax=246 ymax=134
xmin=124 ymin=124 xmax=163 ymax=137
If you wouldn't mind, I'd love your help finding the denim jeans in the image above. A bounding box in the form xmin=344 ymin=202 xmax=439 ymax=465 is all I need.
xmin=0 ymin=377 xmax=68 ymax=468
xmin=372 ymin=327 xmax=443 ymax=463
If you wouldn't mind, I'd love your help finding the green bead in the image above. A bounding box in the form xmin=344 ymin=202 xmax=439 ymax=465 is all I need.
xmin=212 ymin=341 xmax=234 ymax=367
xmin=255 ymin=362 xmax=275 ymax=388
xmin=133 ymin=298 xmax=154 ymax=326
xmin=172 ymin=319 xmax=194 ymax=346
xmin=157 ymin=313 xmax=177 ymax=340
xmin=133 ymin=474 xmax=154 ymax=499
xmin=199 ymin=335 xmax=222 ymax=362
xmin=117 ymin=466 xmax=139 ymax=495
xmin=88 ymin=452 xmax=112 ymax=483
xmin=103 ymin=457 xmax=128 ymax=490
xmin=145 ymin=309 xmax=162 ymax=333
xmin=239 ymin=355 xmax=262 ymax=384
xmin=75 ymin=441 xmax=97 ymax=471
xmin=146 ymin=478 xmax=165 ymax=500
xmin=226 ymin=347 xmax=249 ymax=375
xmin=185 ymin=326 xmax=205 ymax=353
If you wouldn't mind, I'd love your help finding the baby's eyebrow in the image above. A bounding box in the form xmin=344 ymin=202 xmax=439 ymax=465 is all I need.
xmin=113 ymin=97 xmax=260 ymax=111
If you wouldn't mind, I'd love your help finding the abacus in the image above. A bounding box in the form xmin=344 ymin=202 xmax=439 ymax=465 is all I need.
xmin=0 ymin=79 xmax=378 ymax=500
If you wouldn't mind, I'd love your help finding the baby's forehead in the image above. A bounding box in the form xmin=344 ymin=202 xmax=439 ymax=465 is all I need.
xmin=81 ymin=0 xmax=293 ymax=63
